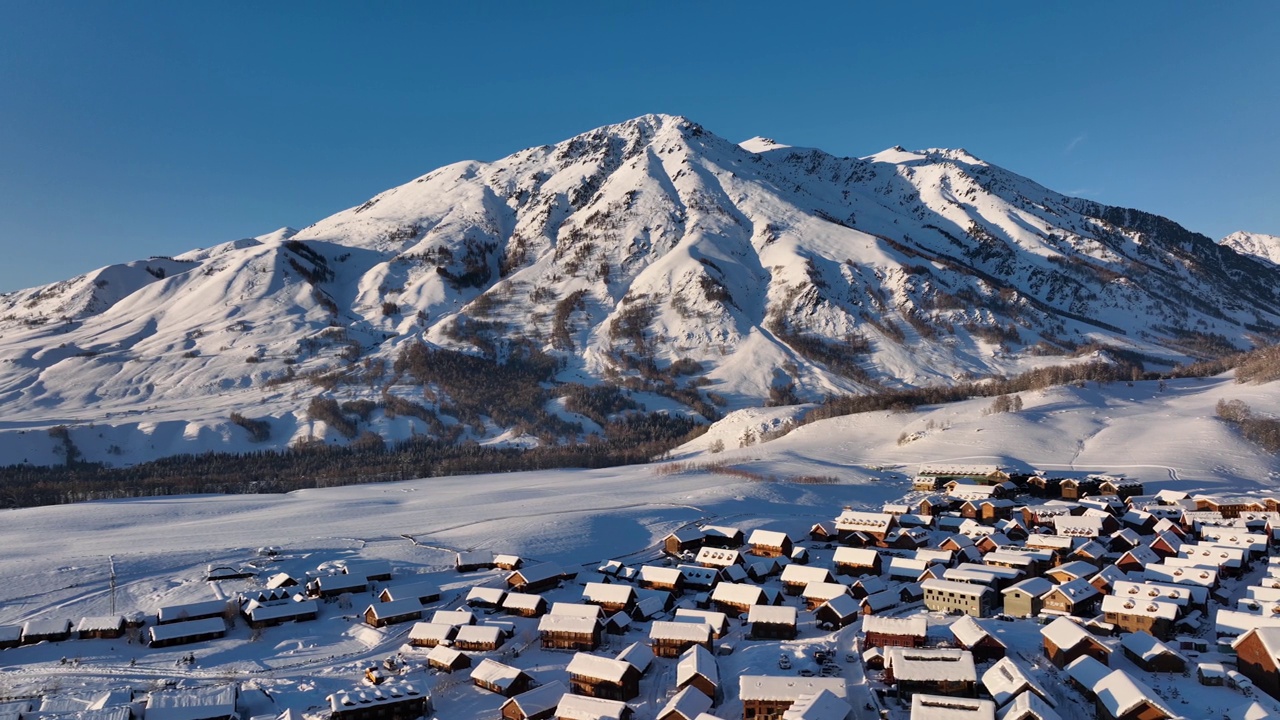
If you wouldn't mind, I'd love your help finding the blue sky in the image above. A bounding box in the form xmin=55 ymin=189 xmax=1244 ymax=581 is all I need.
xmin=1 ymin=2 xmax=1277 ymax=292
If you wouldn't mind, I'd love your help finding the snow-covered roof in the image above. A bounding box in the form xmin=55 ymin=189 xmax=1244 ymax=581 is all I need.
xmin=502 ymin=592 xmax=545 ymax=611
xmin=471 ymin=658 xmax=527 ymax=689
xmin=366 ymin=598 xmax=423 ymax=619
xmin=862 ymin=614 xmax=926 ymax=637
xmin=817 ymin=593 xmax=860 ymax=619
xmin=1120 ymin=631 xmax=1184 ymax=663
xmin=677 ymin=644 xmax=718 ymax=686
xmin=147 ymin=617 xmax=226 ymax=644
xmin=512 ymin=561 xmax=564 ymax=584
xmin=748 ymin=605 xmax=797 ymax=625
xmin=981 ymin=657 xmax=1052 ymax=708
xmin=555 ymin=694 xmax=629 ymax=720
xmin=677 ymin=564 xmax=719 ymax=584
xmin=910 ymin=694 xmax=995 ymax=719
xmin=342 ymin=560 xmax=391 ymax=580
xmin=638 ymin=566 xmax=683 ymax=585
xmin=1144 ymin=562 xmax=1216 ymax=587
xmin=426 ymin=644 xmax=466 ymax=666
xmin=801 ymin=582 xmax=848 ymax=602
xmin=1094 ymin=669 xmax=1174 ymax=718
xmin=780 ymin=564 xmax=832 ymax=585
xmin=551 ymin=602 xmax=604 ymax=619
xmin=327 ymin=680 xmax=423 ymax=713
xmin=884 ymin=646 xmax=976 ymax=682
xmin=146 ymin=685 xmax=238 ymax=720
xmin=431 ymin=609 xmax=476 ymax=626
xmin=1101 ymin=594 xmax=1178 ymax=621
xmin=538 ymin=614 xmax=599 ymax=635
xmin=380 ymin=580 xmax=437 ymax=602
xmin=408 ymin=622 xmax=455 ymax=643
xmin=1064 ymin=654 xmax=1110 ymax=690
xmin=454 ymin=625 xmax=502 ymax=645
xmin=674 ymin=609 xmax=727 ymax=630
xmin=76 ymin=616 xmax=123 ymax=633
xmin=922 ymin=578 xmax=991 ymax=598
xmin=582 ymin=582 xmax=635 ymax=605
xmin=919 ymin=464 xmax=1003 ymax=477
xmin=502 ymin=681 xmax=566 ymax=717
xmin=710 ymin=582 xmax=764 ymax=606
xmin=1002 ymin=577 xmax=1053 ymax=597
xmin=567 ymin=653 xmax=635 ymax=683
xmin=615 ymin=641 xmax=654 ymax=674
xmin=997 ymin=690 xmax=1063 ymax=720
xmin=659 ymin=687 xmax=712 ymax=720
xmin=1043 ymin=578 xmax=1098 ymax=603
xmin=747 ymin=529 xmax=791 ymax=548
xmin=833 ymin=509 xmax=893 ymax=530
xmin=248 ymin=599 xmax=318 ymax=622
xmin=1217 ymin=609 xmax=1280 ymax=637
xmin=694 ymin=547 xmax=741 ymax=567
xmin=780 ymin=689 xmax=852 ymax=720
xmin=949 ymin=616 xmax=1002 ymax=649
xmin=155 ymin=599 xmax=229 ymax=623
xmin=467 ymin=586 xmax=507 ymax=605
xmin=1039 ymin=617 xmax=1095 ymax=650
xmin=651 ymin=620 xmax=712 ymax=642
xmin=738 ymin=676 xmax=846 ymax=702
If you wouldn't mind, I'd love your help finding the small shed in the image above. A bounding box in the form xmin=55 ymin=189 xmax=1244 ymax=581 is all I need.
xmin=426 ymin=644 xmax=472 ymax=673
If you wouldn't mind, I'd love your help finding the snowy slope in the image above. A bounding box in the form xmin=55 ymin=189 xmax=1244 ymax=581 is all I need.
xmin=1 ymin=114 xmax=1279 ymax=465
xmin=1222 ymin=230 xmax=1280 ymax=267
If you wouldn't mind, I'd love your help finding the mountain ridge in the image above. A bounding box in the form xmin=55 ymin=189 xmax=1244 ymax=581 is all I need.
xmin=1 ymin=113 xmax=1277 ymax=466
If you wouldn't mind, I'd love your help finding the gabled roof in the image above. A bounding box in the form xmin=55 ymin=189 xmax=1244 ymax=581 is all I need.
xmin=885 ymin=646 xmax=976 ymax=682
xmin=556 ymin=694 xmax=630 ymax=720
xmin=910 ymin=694 xmax=995 ymax=719
xmin=616 ymin=641 xmax=655 ymax=674
xmin=1002 ymin=577 xmax=1054 ymax=597
xmin=862 ymin=614 xmax=926 ymax=638
xmin=503 ymin=681 xmax=566 ymax=718
xmin=658 ymin=687 xmax=712 ymax=720
xmin=949 ymin=616 xmax=1004 ymax=650
xmin=651 ymin=621 xmax=712 ymax=642
xmin=1094 ymin=669 xmax=1175 ymax=719
xmin=1064 ymin=654 xmax=1109 ymax=689
xmin=780 ymin=689 xmax=851 ymax=720
xmin=677 ymin=644 xmax=718 ymax=687
xmin=710 ymin=582 xmax=764 ymax=606
xmin=780 ymin=564 xmax=833 ymax=585
xmin=1040 ymin=617 xmax=1100 ymax=651
xmin=1101 ymin=595 xmax=1178 ymax=622
xmin=981 ymin=657 xmax=1052 ymax=708
xmin=747 ymin=529 xmax=791 ymax=547
xmin=997 ymin=691 xmax=1063 ymax=720
xmin=567 ymin=653 xmax=635 ymax=683
xmin=582 ymin=582 xmax=635 ymax=605
xmin=748 ymin=605 xmax=797 ymax=625
xmin=1120 ymin=631 xmax=1185 ymax=663
xmin=1043 ymin=578 xmax=1099 ymax=604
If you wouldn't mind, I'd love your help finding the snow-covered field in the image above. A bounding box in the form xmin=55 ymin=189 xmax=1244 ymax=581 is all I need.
xmin=1 ymin=374 xmax=1279 ymax=719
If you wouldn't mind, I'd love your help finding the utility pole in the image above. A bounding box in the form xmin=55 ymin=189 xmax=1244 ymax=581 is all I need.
xmin=108 ymin=555 xmax=117 ymax=615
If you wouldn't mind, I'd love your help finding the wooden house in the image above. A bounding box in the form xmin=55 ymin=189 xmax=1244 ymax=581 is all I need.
xmin=1041 ymin=578 xmax=1101 ymax=617
xmin=1115 ymin=546 xmax=1161 ymax=574
xmin=147 ymin=617 xmax=227 ymax=648
xmin=495 ymin=554 xmax=524 ymax=571
xmin=1040 ymin=617 xmax=1110 ymax=669
xmin=0 ymin=625 xmax=21 ymax=649
xmin=456 ymin=550 xmax=497 ymax=572
xmin=509 ymin=563 xmax=567 ymax=594
xmin=1001 ymin=577 xmax=1052 ymax=618
xmin=815 ymin=594 xmax=859 ymax=630
xmin=747 ymin=605 xmax=797 ymax=640
xmin=738 ymin=677 xmax=847 ymax=720
xmin=1093 ymin=669 xmax=1177 ymax=720
xmin=908 ymin=695 xmax=994 ymax=718
xmin=472 ymin=658 xmax=535 ymax=697
xmin=426 ymin=644 xmax=472 ymax=673
xmin=501 ymin=681 xmax=566 ymax=720
xmin=676 ymin=644 xmax=719 ymax=700
xmin=746 ymin=530 xmax=793 ymax=558
xmin=615 ymin=641 xmax=654 ymax=676
xmin=538 ymin=613 xmax=601 ymax=651
xmin=709 ymin=583 xmax=764 ymax=618
xmin=567 ymin=653 xmax=641 ymax=701
xmin=244 ymin=599 xmax=319 ymax=629
xmin=76 ymin=616 xmax=125 ymax=640
xmin=326 ymin=680 xmax=429 ymax=720
xmin=1059 ymin=477 xmax=1100 ymax=500
xmin=431 ymin=608 xmax=477 ymax=627
xmin=850 ymin=574 xmax=887 ymax=599
xmin=343 ymin=560 xmax=392 ymax=583
xmin=157 ymin=599 xmax=231 ymax=625
xmin=637 ymin=566 xmax=685 ymax=595
xmin=779 ymin=564 xmax=833 ymax=595
xmin=694 ymin=547 xmax=743 ymax=570
xmin=307 ymin=573 xmax=368 ymax=599
xmin=884 ymin=646 xmax=977 ymax=698
xmin=21 ymin=618 xmax=72 ymax=644
xmin=809 ymin=521 xmax=837 ymax=542
xmin=862 ymin=615 xmax=926 ymax=649
xmin=554 ymin=694 xmax=632 ymax=720
xmin=1098 ymin=478 xmax=1144 ymax=500
xmin=859 ymin=589 xmax=899 ymax=616
xmin=801 ymin=582 xmax=849 ymax=610
xmin=467 ymin=586 xmax=507 ymax=610
xmin=582 ymin=583 xmax=637 ymax=615
xmin=649 ymin=621 xmax=713 ymax=658
xmin=1232 ymin=627 xmax=1280 ymax=701
xmin=833 ymin=508 xmax=896 ymax=543
xmin=948 ymin=616 xmax=1006 ymax=663
xmin=673 ymin=609 xmax=729 ymax=639
xmin=364 ymin=599 xmax=422 ymax=628
xmin=503 ymin=592 xmax=549 ymax=618
xmin=664 ymin=529 xmax=706 ymax=556
xmin=1101 ymin=595 xmax=1177 ymax=641
xmin=1120 ymin=632 xmax=1186 ymax=673
xmin=407 ymin=622 xmax=456 ymax=648
xmin=453 ymin=624 xmax=504 ymax=651
xmin=677 ymin=565 xmax=719 ymax=593
xmin=832 ymin=547 xmax=880 ymax=577
xmin=700 ymin=525 xmax=743 ymax=549
xmin=378 ymin=581 xmax=440 ymax=605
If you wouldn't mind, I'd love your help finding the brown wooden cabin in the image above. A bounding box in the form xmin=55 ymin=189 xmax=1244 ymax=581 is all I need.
xmin=567 ymin=653 xmax=642 ymax=701
xmin=501 ymin=681 xmax=566 ymax=720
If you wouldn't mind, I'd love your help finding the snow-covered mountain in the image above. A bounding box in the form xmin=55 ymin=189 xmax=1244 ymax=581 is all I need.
xmin=1221 ymin=230 xmax=1280 ymax=267
xmin=2 ymin=113 xmax=1278 ymax=465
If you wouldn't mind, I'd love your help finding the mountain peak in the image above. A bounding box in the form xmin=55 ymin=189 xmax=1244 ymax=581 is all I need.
xmin=1222 ymin=230 xmax=1280 ymax=266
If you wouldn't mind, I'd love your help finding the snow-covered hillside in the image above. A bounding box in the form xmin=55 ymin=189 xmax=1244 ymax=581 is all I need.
xmin=1222 ymin=230 xmax=1280 ymax=267
xmin=2 ymin=114 xmax=1279 ymax=465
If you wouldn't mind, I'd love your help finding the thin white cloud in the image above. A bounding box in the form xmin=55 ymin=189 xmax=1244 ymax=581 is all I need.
xmin=1064 ymin=133 xmax=1087 ymax=155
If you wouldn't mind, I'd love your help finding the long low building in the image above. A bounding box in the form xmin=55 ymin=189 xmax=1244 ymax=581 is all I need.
xmin=148 ymin=617 xmax=227 ymax=648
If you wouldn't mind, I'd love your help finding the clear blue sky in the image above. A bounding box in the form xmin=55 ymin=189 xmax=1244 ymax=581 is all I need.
xmin=1 ymin=1 xmax=1277 ymax=292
